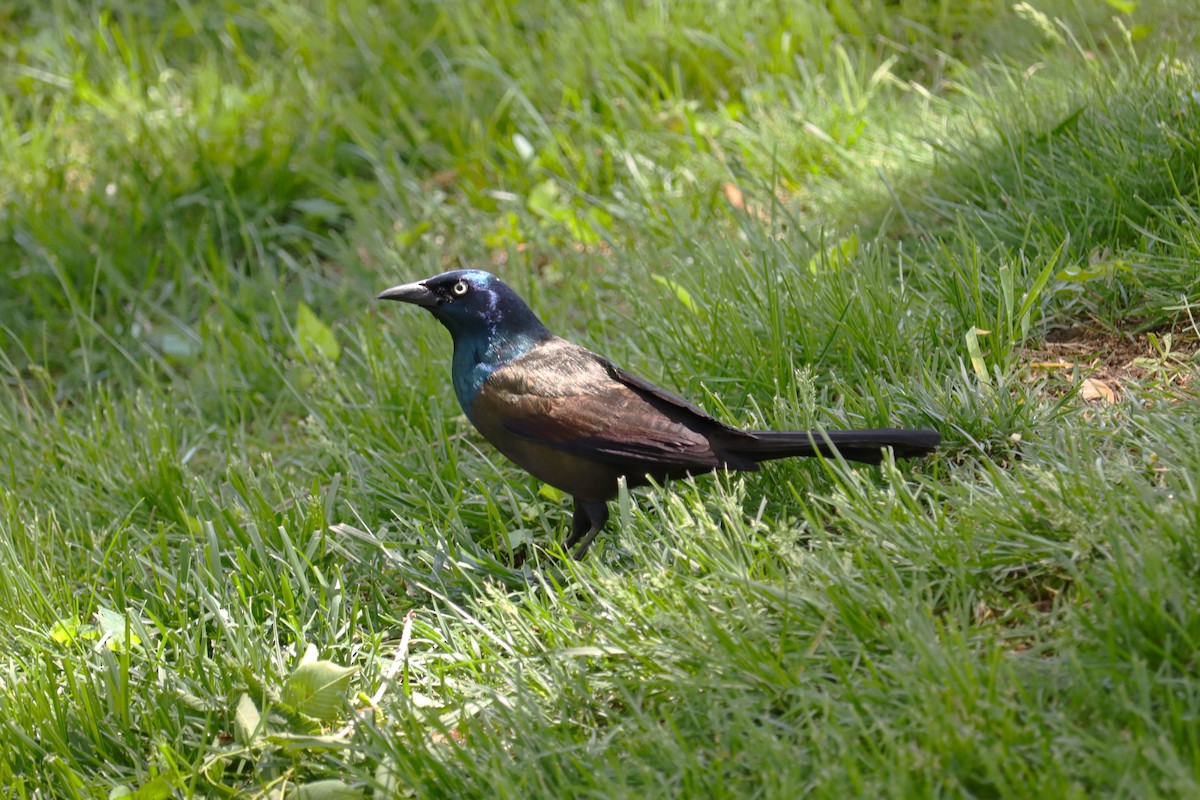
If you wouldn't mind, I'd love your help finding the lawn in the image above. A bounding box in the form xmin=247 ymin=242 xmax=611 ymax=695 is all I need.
xmin=2 ymin=0 xmax=1199 ymax=797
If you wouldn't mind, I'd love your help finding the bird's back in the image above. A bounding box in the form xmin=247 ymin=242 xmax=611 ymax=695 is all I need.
xmin=469 ymin=338 xmax=757 ymax=500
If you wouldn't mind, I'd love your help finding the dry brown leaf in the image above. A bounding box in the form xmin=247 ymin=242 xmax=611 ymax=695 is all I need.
xmin=431 ymin=169 xmax=458 ymax=187
xmin=430 ymin=728 xmax=466 ymax=745
xmin=722 ymin=182 xmax=745 ymax=210
xmin=1080 ymin=377 xmax=1117 ymax=403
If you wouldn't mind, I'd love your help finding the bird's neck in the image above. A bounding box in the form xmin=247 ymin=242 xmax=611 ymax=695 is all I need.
xmin=451 ymin=326 xmax=551 ymax=417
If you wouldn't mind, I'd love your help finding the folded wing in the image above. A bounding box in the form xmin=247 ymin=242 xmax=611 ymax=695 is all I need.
xmin=474 ymin=338 xmax=758 ymax=471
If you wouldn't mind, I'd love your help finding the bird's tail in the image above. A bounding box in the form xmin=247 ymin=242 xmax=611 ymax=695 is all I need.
xmin=728 ymin=428 xmax=940 ymax=465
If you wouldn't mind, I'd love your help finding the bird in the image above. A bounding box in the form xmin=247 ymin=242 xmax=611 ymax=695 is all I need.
xmin=378 ymin=269 xmax=940 ymax=559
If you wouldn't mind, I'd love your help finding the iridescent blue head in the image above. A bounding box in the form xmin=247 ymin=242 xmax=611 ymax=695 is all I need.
xmin=377 ymin=269 xmax=552 ymax=415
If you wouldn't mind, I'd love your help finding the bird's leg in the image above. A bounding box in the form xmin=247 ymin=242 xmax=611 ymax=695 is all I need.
xmin=564 ymin=499 xmax=610 ymax=559
xmin=563 ymin=498 xmax=593 ymax=549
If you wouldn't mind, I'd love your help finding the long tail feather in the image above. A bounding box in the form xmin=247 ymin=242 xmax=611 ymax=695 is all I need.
xmin=729 ymin=428 xmax=940 ymax=465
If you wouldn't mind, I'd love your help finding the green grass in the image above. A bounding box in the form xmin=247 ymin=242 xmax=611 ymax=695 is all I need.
xmin=2 ymin=0 xmax=1199 ymax=796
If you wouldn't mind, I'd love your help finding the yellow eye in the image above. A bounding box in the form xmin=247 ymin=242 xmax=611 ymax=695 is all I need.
xmin=452 ymin=280 xmax=469 ymax=296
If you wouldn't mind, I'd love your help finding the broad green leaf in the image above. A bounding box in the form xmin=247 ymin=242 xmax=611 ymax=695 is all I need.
xmin=298 ymin=643 xmax=319 ymax=667
xmin=808 ymin=233 xmax=859 ymax=274
xmin=505 ymin=529 xmax=533 ymax=549
xmin=286 ymin=779 xmax=361 ymax=800
xmin=482 ymin=212 xmax=524 ymax=249
xmin=234 ymin=693 xmax=263 ymax=746
xmin=395 ymin=220 xmax=431 ymax=248
xmin=202 ymin=736 xmax=233 ymax=785
xmin=1104 ymin=0 xmax=1137 ymax=13
xmin=651 ymin=274 xmax=699 ymax=315
xmin=292 ymin=198 xmax=345 ymax=222
xmin=538 ymin=484 xmax=565 ymax=502
xmin=564 ymin=212 xmax=601 ymax=244
xmin=297 ymin=302 xmax=341 ymax=363
xmin=827 ymin=0 xmax=864 ymax=35
xmin=282 ymin=660 xmax=359 ymax=721
xmin=51 ymin=617 xmax=86 ymax=645
xmin=375 ymin=759 xmax=401 ymax=796
xmin=97 ymin=607 xmax=141 ymax=651
xmin=965 ymin=327 xmax=992 ymax=386
xmin=527 ymin=180 xmax=562 ymax=219
xmin=266 ymin=731 xmax=351 ymax=754
xmin=128 ymin=776 xmax=175 ymax=800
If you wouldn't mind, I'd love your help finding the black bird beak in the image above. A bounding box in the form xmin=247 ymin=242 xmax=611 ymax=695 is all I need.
xmin=376 ymin=281 xmax=439 ymax=307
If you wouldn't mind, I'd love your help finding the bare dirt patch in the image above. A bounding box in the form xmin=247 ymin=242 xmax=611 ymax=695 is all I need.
xmin=1022 ymin=324 xmax=1198 ymax=403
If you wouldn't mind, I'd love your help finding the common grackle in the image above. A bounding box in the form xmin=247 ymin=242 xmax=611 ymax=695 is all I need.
xmin=378 ymin=269 xmax=940 ymax=558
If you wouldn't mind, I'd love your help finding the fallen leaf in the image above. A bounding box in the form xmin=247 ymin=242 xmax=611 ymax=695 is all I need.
xmin=431 ymin=728 xmax=466 ymax=745
xmin=297 ymin=302 xmax=341 ymax=363
xmin=1080 ymin=377 xmax=1116 ymax=403
xmin=722 ymin=182 xmax=745 ymax=210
